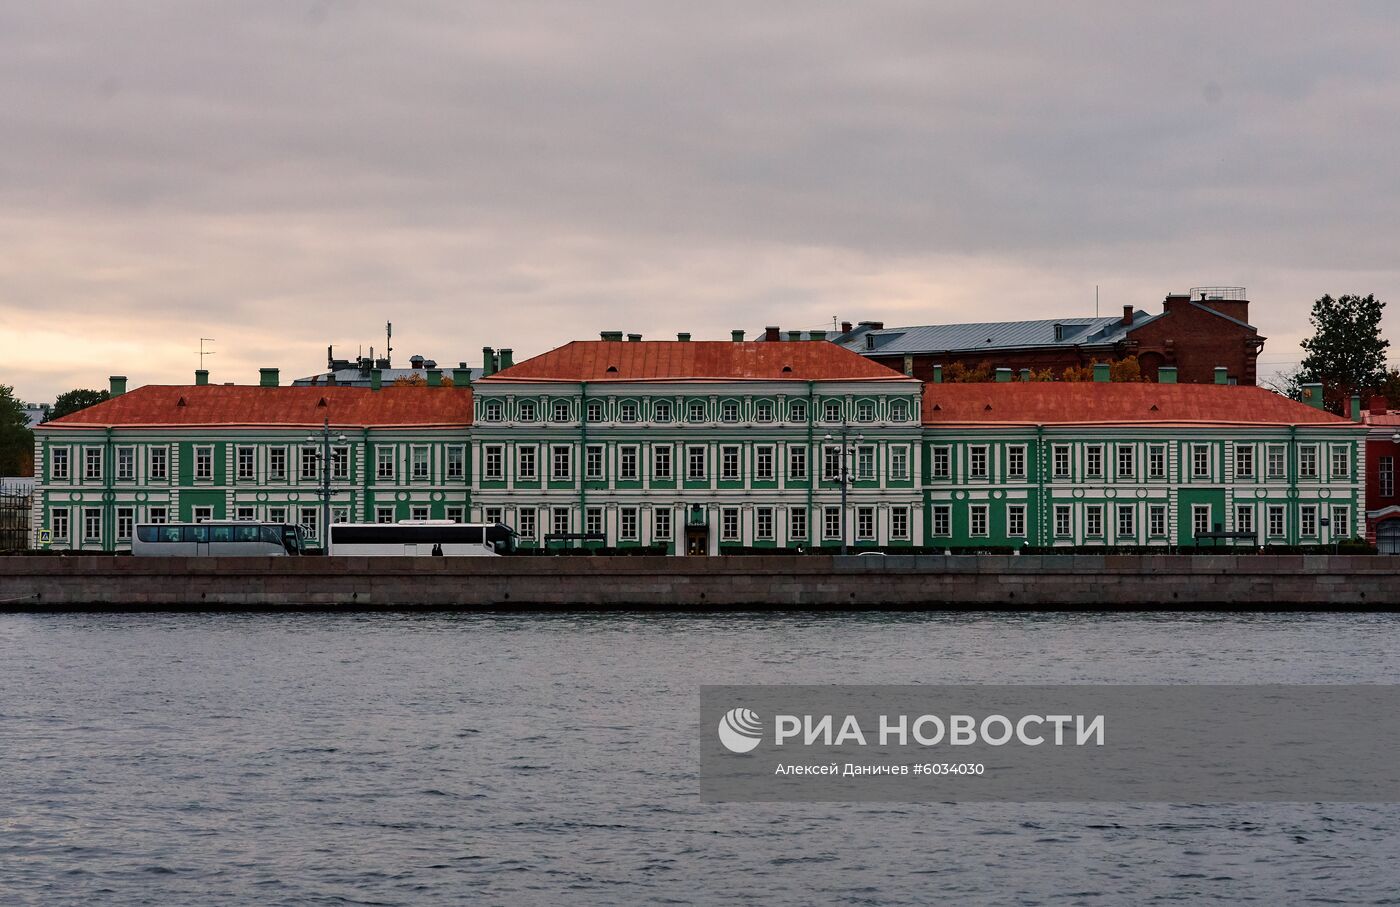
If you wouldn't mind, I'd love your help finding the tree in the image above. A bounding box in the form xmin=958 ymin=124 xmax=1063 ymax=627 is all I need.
xmin=392 ymin=373 xmax=427 ymax=386
xmin=1299 ymin=293 xmax=1389 ymax=414
xmin=46 ymin=388 xmax=110 ymax=422
xmin=943 ymin=361 xmax=994 ymax=383
xmin=1263 ymin=366 xmax=1305 ymax=402
xmin=0 ymin=384 xmax=33 ymax=476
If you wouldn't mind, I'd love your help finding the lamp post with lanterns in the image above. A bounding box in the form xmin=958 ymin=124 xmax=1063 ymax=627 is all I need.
xmin=824 ymin=424 xmax=865 ymax=556
xmin=305 ymin=416 xmax=347 ymax=551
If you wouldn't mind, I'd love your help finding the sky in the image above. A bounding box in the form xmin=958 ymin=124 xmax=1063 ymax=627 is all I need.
xmin=4 ymin=1 xmax=1400 ymax=403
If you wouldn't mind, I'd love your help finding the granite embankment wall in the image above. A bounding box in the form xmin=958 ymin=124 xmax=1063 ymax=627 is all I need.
xmin=0 ymin=555 xmax=1396 ymax=609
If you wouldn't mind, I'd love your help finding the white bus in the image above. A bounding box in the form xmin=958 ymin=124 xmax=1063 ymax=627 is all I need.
xmin=327 ymin=521 xmax=515 ymax=556
xmin=132 ymin=522 xmax=308 ymax=557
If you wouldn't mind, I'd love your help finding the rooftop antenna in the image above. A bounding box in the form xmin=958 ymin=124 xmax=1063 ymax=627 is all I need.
xmin=386 ymin=321 xmax=393 ymax=369
xmin=197 ymin=338 xmax=215 ymax=369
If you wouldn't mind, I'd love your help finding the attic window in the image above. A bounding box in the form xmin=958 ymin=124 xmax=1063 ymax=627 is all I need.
xmin=318 ymin=397 xmax=328 ymax=407
xmin=1150 ymin=404 xmax=1159 ymax=411
xmin=177 ymin=396 xmax=186 ymax=407
xmin=932 ymin=403 xmax=941 ymax=411
xmin=606 ymin=365 xmax=618 ymax=374
xmin=986 ymin=337 xmax=993 ymax=343
xmin=984 ymin=404 xmax=993 ymax=411
xmin=781 ymin=365 xmax=792 ymax=373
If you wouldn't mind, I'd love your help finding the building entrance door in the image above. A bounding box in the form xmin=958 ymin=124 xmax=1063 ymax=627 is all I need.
xmin=685 ymin=526 xmax=709 ymax=556
xmin=1378 ymin=519 xmax=1400 ymax=554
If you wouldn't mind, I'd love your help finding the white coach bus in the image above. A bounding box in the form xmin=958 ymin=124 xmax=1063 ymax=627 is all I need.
xmin=327 ymin=521 xmax=515 ymax=556
xmin=132 ymin=522 xmax=308 ymax=556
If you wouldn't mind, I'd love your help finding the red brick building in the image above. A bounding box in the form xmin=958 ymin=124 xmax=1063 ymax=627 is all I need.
xmin=1361 ymin=396 xmax=1400 ymax=552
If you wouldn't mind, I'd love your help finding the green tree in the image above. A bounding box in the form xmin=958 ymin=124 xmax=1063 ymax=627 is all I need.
xmin=45 ymin=388 xmax=110 ymax=422
xmin=1299 ymin=293 xmax=1390 ymax=414
xmin=0 ymin=384 xmax=34 ymax=476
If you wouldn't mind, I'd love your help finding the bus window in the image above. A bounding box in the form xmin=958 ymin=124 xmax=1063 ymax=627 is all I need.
xmin=282 ymin=527 xmax=303 ymax=555
xmin=210 ymin=525 xmax=234 ymax=543
xmin=262 ymin=526 xmax=283 ymax=545
xmin=235 ymin=525 xmax=261 ymax=542
xmin=163 ymin=527 xmax=183 ymax=543
xmin=137 ymin=526 xmax=161 ymax=543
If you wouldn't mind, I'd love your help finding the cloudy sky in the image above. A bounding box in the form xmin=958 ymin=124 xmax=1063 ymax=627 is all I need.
xmin=4 ymin=1 xmax=1400 ymax=403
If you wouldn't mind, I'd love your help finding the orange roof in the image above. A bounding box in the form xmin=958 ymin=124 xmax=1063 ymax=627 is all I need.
xmin=485 ymin=340 xmax=911 ymax=383
xmin=40 ymin=385 xmax=474 ymax=429
xmin=921 ymin=382 xmax=1356 ymax=426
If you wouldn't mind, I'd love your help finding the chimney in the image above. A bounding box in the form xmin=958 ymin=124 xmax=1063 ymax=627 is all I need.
xmin=370 ymin=369 xmax=382 ymax=391
xmin=1352 ymin=395 xmax=1363 ymax=422
xmin=1093 ymin=363 xmax=1110 ymax=383
xmin=676 ymin=332 xmax=691 ymax=342
xmin=259 ymin=368 xmax=279 ymax=387
xmin=903 ymin=354 xmax=914 ymax=377
xmin=764 ymin=326 xmax=781 ymax=342
xmin=995 ymin=368 xmax=1012 ymax=383
xmin=1158 ymin=366 xmax=1178 ymax=384
xmin=840 ymin=321 xmax=852 ymax=335
xmin=731 ymin=329 xmax=745 ymax=342
xmin=807 ymin=331 xmax=825 ymax=341
xmin=109 ymin=375 xmax=127 ymax=397
xmin=1370 ymin=394 xmax=1388 ymax=416
xmin=426 ymin=368 xmax=442 ymax=387
xmin=931 ymin=364 xmax=943 ymax=384
xmin=410 ymin=354 xmax=425 ymax=370
xmin=194 ymin=369 xmax=209 ymax=386
xmin=1122 ymin=304 xmax=1134 ymax=326
xmin=499 ymin=349 xmax=514 ymax=370
xmin=858 ymin=321 xmax=885 ymax=331
xmin=482 ymin=347 xmax=496 ymax=378
xmin=453 ymin=367 xmax=472 ymax=387
xmin=626 ymin=334 xmax=642 ymax=343
xmin=1301 ymin=383 xmax=1325 ymax=409
xmin=1214 ymin=367 xmax=1228 ymax=385
xmin=786 ymin=331 xmax=801 ymax=342
xmin=600 ymin=331 xmax=624 ymax=342
xmin=1019 ymin=368 xmax=1031 ymax=382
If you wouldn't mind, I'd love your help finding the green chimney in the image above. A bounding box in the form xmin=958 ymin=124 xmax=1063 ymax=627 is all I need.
xmin=195 ymin=369 xmax=209 ymax=386
xmin=1158 ymin=366 xmax=1177 ymax=384
xmin=109 ymin=375 xmax=127 ymax=397
xmin=1093 ymin=363 xmax=1110 ymax=383
xmin=1214 ymin=367 xmax=1228 ymax=385
xmin=259 ymin=368 xmax=279 ymax=387
xmin=1301 ymin=383 xmax=1325 ymax=409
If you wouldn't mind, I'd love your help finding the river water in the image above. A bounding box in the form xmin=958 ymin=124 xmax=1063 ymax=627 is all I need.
xmin=2 ymin=611 xmax=1398 ymax=905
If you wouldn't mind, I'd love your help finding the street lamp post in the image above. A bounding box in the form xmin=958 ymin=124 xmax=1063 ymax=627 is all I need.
xmin=305 ymin=416 xmax=347 ymax=551
xmin=824 ymin=424 xmax=864 ymax=556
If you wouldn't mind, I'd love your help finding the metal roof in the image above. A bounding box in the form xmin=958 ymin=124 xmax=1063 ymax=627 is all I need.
xmin=840 ymin=313 xmax=1156 ymax=356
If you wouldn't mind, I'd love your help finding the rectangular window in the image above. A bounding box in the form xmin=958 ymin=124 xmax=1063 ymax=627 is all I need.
xmin=789 ymin=400 xmax=807 ymax=423
xmin=857 ymin=506 xmax=875 ymax=540
xmin=116 ymin=446 xmax=135 ymax=481
xmin=619 ymin=446 xmax=639 ymax=481
xmin=1007 ymin=504 xmax=1026 ymax=538
xmin=619 ymin=401 xmax=639 ymax=423
xmin=585 ymin=445 xmax=604 ymax=480
xmin=788 ymin=446 xmax=807 ymax=481
xmin=300 ymin=446 xmax=317 ymax=481
xmin=196 ymin=446 xmax=214 ymax=480
xmin=1382 ymin=456 xmax=1395 ymax=497
xmin=654 ymin=401 xmax=672 ymax=424
xmin=891 ymin=446 xmax=910 ymax=481
xmin=1235 ymin=505 xmax=1254 ymax=536
xmin=148 ymin=507 xmax=168 ymax=525
xmin=789 ymin=506 xmax=807 ymax=540
xmin=1331 ymin=446 xmax=1349 ymax=479
xmin=721 ymin=508 xmax=740 ymax=541
xmin=518 ymin=508 xmax=537 ymax=540
xmin=192 ymin=505 xmax=213 ymax=524
xmin=551 ymin=445 xmax=571 ymax=480
xmin=823 ymin=506 xmax=842 ymax=540
xmin=411 ymin=506 xmax=430 ymax=522
xmin=1331 ymin=505 xmax=1349 ymax=539
xmin=300 ymin=507 xmax=319 ymax=541
xmin=376 ymin=447 xmax=394 ymax=479
xmin=517 ymin=446 xmax=537 ymax=481
xmin=116 ymin=507 xmax=134 ymax=541
xmin=1193 ymin=505 xmax=1211 ymax=538
xmin=1192 ymin=444 xmax=1210 ymax=479
xmin=83 ymin=507 xmax=101 ymax=541
xmin=721 ymin=402 xmax=740 ymax=423
xmin=653 ymin=445 xmax=672 ymax=481
xmin=1085 ymin=445 xmax=1103 ymax=479
xmin=688 ymin=401 xmax=706 ymax=422
xmin=823 ymin=445 xmax=842 ymax=481
xmin=1054 ymin=505 xmax=1072 ymax=537
xmin=754 ymin=401 xmax=774 ymax=423
xmin=969 ymin=445 xmax=988 ymax=479
xmin=51 ymin=448 xmax=69 ymax=480
xmin=1007 ymin=445 xmax=1026 ymax=480
xmin=267 ymin=447 xmax=285 ymax=481
xmin=1117 ymin=504 xmax=1135 ymax=539
xmin=484 ymin=445 xmax=505 ymax=480
xmin=447 ymin=446 xmax=465 ymax=479
xmin=330 ymin=446 xmax=349 ymax=480
xmin=969 ymin=504 xmax=988 ymax=537
xmin=331 ymin=507 xmax=350 ymax=526
xmin=1085 ymin=505 xmax=1103 ymax=538
xmin=587 ymin=401 xmax=604 ymax=422
xmin=932 ymin=505 xmax=952 ymax=537
xmin=1267 ymin=505 xmax=1286 ymax=538
xmin=891 ymin=506 xmax=910 ymax=540
xmin=84 ymin=448 xmax=102 ymax=480
xmin=1300 ymin=505 xmax=1318 ymax=537
xmin=376 ymin=506 xmax=395 ymax=524
xmin=755 ymin=446 xmax=774 ymax=481
xmin=721 ymin=446 xmax=740 ymax=481
xmin=411 ymin=446 xmax=430 ymax=480
xmin=1299 ymin=445 xmax=1318 ymax=479
xmin=235 ymin=506 xmax=255 ymax=522
xmin=932 ymin=446 xmax=951 ymax=479
xmin=1053 ymin=445 xmax=1070 ymax=479
xmin=518 ymin=400 xmax=537 ymax=422
xmin=447 ymin=506 xmax=465 ymax=524
xmin=236 ymin=446 xmax=255 ymax=480
xmin=51 ymin=507 xmax=69 ymax=542
xmin=756 ymin=507 xmax=774 ymax=540
xmin=552 ymin=508 xmax=571 ymax=536
xmin=268 ymin=507 xmax=286 ymax=525
xmin=1116 ymin=446 xmax=1134 ymax=480
xmin=856 ymin=446 xmax=875 ymax=480
xmin=585 ymin=507 xmax=603 ymax=536
xmin=620 ymin=507 xmax=639 ymax=541
xmin=687 ymin=446 xmax=706 ymax=481
xmin=1149 ymin=504 xmax=1167 ymax=537
xmin=654 ymin=508 xmax=672 ymax=541
xmin=149 ymin=447 xmax=168 ymax=480
xmin=1267 ymin=445 xmax=1287 ymax=479
xmin=1235 ymin=446 xmax=1254 ymax=479
xmin=1148 ymin=444 xmax=1166 ymax=479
